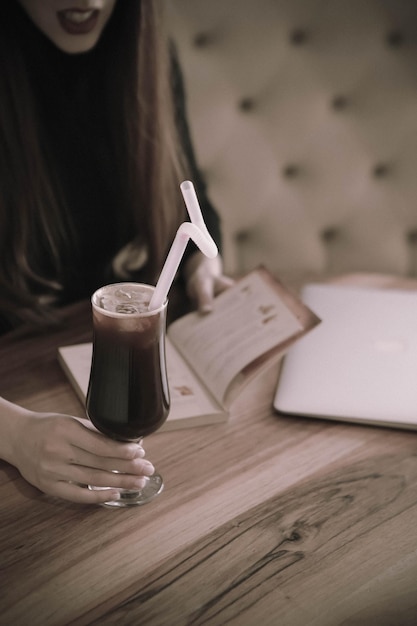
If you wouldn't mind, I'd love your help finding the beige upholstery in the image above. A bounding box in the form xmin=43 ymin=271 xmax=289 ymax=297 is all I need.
xmin=168 ymin=0 xmax=417 ymax=281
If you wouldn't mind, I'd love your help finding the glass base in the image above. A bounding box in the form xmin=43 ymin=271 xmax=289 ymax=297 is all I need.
xmin=89 ymin=473 xmax=164 ymax=508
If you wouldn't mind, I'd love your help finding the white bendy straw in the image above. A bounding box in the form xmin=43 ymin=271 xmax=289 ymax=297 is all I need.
xmin=148 ymin=180 xmax=218 ymax=311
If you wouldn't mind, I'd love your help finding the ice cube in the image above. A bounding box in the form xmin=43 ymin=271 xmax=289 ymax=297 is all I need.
xmin=98 ymin=286 xmax=150 ymax=313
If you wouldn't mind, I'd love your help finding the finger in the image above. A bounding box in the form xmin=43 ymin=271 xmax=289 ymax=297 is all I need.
xmin=63 ymin=455 xmax=155 ymax=488
xmin=70 ymin=415 xmax=97 ymax=430
xmin=67 ymin=451 xmax=155 ymax=478
xmin=80 ymin=470 xmax=153 ymax=490
xmin=72 ymin=417 xmax=146 ymax=460
xmin=214 ymin=275 xmax=235 ymax=295
xmin=70 ymin=422 xmax=144 ymax=461
xmin=48 ymin=416 xmax=145 ymax=461
xmin=195 ymin=279 xmax=215 ymax=314
xmin=196 ymin=275 xmax=235 ymax=312
xmin=49 ymin=480 xmax=123 ymax=505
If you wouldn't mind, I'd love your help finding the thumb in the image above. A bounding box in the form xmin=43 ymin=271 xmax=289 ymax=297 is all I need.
xmin=194 ymin=277 xmax=215 ymax=314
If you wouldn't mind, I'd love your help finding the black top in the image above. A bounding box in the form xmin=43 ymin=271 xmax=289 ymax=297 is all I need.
xmin=0 ymin=5 xmax=221 ymax=332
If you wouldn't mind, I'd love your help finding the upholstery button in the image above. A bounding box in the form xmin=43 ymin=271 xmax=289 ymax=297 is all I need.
xmin=373 ymin=163 xmax=390 ymax=178
xmin=407 ymin=230 xmax=417 ymax=245
xmin=193 ymin=32 xmax=214 ymax=48
xmin=331 ymin=95 xmax=348 ymax=111
xmin=386 ymin=30 xmax=404 ymax=48
xmin=238 ymin=97 xmax=256 ymax=112
xmin=235 ymin=231 xmax=250 ymax=244
xmin=290 ymin=28 xmax=308 ymax=45
xmin=198 ymin=169 xmax=208 ymax=185
xmin=321 ymin=227 xmax=339 ymax=243
xmin=283 ymin=164 xmax=300 ymax=178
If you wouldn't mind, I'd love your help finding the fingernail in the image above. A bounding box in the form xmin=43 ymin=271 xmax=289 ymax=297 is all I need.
xmin=135 ymin=446 xmax=146 ymax=458
xmin=200 ymin=304 xmax=212 ymax=315
xmin=141 ymin=460 xmax=155 ymax=475
xmin=108 ymin=491 xmax=121 ymax=501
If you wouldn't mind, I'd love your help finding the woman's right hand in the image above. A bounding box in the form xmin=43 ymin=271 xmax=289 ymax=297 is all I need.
xmin=1 ymin=401 xmax=155 ymax=504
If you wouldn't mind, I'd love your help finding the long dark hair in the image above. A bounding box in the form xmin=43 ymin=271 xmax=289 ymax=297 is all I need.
xmin=0 ymin=0 xmax=187 ymax=326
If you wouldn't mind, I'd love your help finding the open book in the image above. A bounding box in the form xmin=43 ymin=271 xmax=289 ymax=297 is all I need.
xmin=58 ymin=267 xmax=320 ymax=431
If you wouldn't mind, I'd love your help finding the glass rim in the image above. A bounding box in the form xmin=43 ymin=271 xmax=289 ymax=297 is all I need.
xmin=91 ymin=282 xmax=168 ymax=318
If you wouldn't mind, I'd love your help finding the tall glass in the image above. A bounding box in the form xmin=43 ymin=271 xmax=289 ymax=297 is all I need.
xmin=86 ymin=282 xmax=170 ymax=507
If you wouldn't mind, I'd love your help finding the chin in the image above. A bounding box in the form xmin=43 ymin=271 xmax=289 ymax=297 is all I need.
xmin=51 ymin=35 xmax=101 ymax=54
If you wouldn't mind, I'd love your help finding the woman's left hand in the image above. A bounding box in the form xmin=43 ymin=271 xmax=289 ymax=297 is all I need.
xmin=184 ymin=252 xmax=234 ymax=314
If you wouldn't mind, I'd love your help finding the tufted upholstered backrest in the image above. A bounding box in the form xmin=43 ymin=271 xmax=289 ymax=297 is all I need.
xmin=168 ymin=0 xmax=417 ymax=281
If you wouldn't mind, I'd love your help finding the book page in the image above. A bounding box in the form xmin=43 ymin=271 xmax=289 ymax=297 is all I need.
xmin=164 ymin=340 xmax=225 ymax=427
xmin=58 ymin=339 xmax=226 ymax=432
xmin=168 ymin=269 xmax=305 ymax=403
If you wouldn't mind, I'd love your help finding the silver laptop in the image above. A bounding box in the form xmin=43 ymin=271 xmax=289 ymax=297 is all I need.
xmin=274 ymin=283 xmax=417 ymax=429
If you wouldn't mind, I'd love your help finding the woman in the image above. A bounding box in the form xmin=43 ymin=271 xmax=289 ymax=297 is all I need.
xmin=0 ymin=0 xmax=232 ymax=504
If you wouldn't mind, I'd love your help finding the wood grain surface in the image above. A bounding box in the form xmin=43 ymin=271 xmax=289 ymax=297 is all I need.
xmin=1 ymin=277 xmax=417 ymax=626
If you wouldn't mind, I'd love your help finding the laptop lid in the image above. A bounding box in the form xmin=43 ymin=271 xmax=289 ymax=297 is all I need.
xmin=273 ymin=283 xmax=417 ymax=429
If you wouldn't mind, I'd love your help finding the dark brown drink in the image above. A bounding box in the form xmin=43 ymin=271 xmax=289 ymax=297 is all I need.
xmin=86 ymin=283 xmax=170 ymax=441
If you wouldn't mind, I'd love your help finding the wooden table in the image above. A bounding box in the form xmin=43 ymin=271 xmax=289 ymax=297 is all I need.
xmin=1 ymin=275 xmax=417 ymax=626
